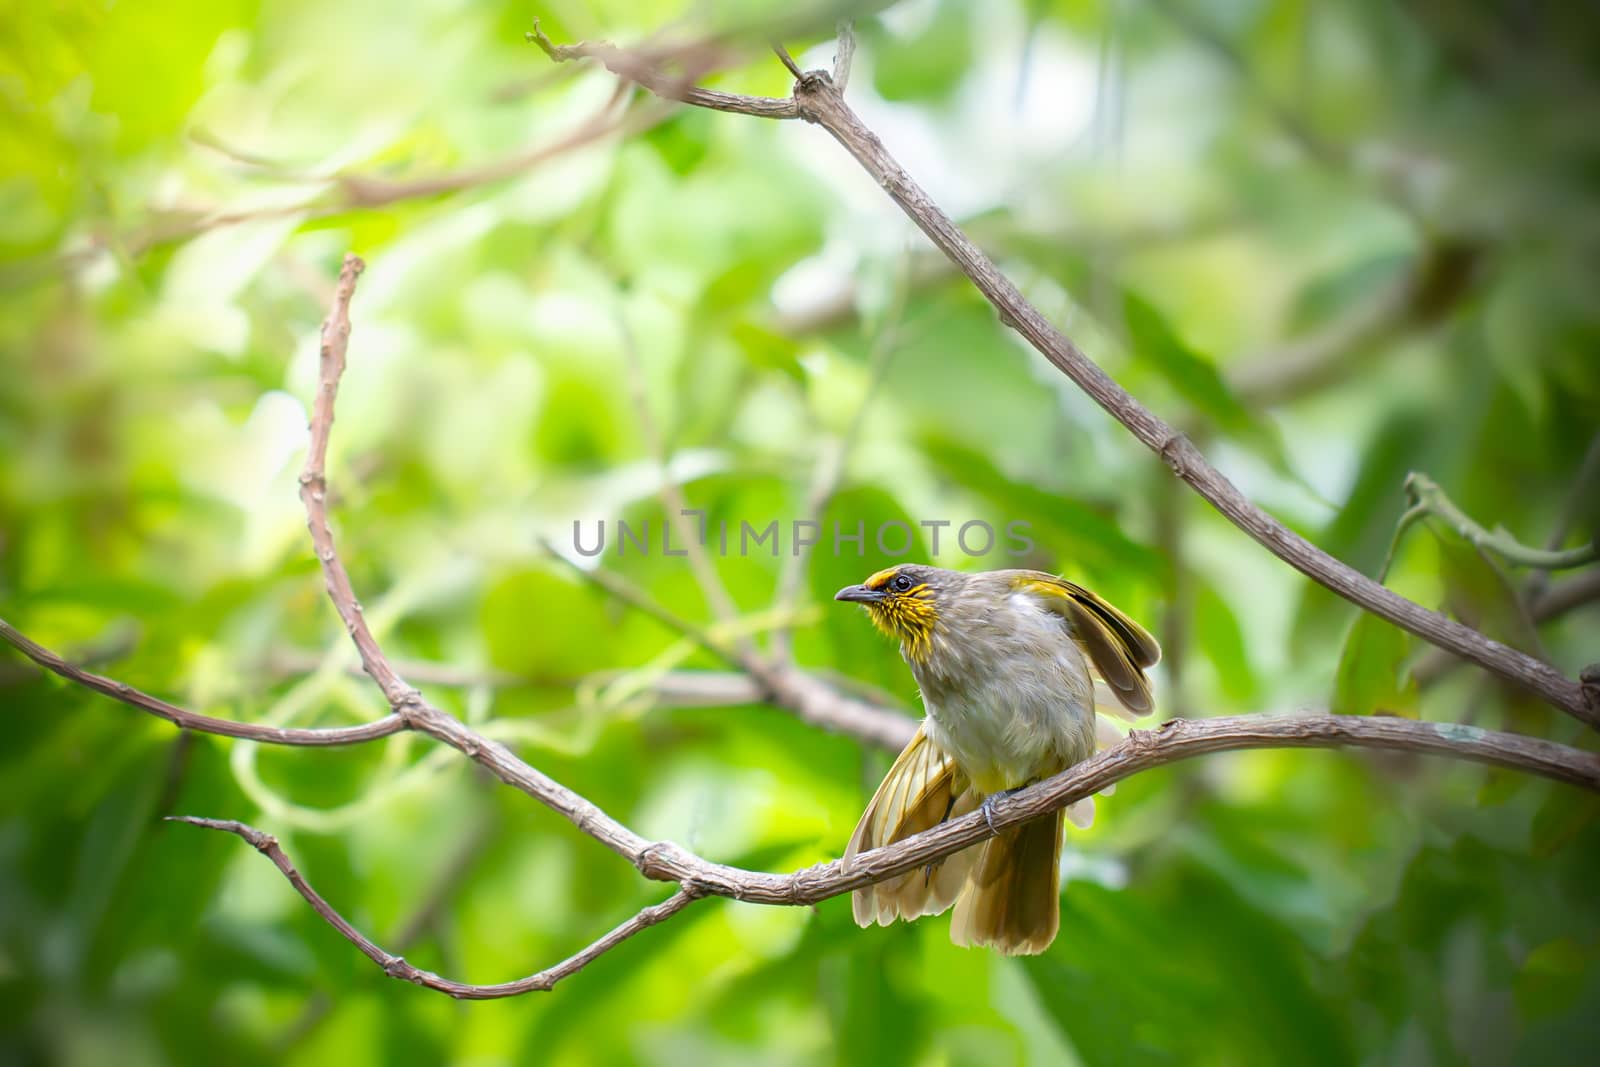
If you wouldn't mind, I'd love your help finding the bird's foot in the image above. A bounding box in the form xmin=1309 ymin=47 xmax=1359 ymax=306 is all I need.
xmin=980 ymin=788 xmax=1022 ymax=834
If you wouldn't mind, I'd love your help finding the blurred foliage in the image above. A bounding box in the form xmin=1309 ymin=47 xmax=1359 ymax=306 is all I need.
xmin=3 ymin=0 xmax=1599 ymax=1064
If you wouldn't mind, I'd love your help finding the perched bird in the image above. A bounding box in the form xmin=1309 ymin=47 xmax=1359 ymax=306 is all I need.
xmin=835 ymin=564 xmax=1159 ymax=955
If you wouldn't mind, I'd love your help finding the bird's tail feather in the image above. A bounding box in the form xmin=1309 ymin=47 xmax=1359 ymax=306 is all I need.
xmin=845 ymin=724 xmax=1066 ymax=954
xmin=949 ymin=809 xmax=1063 ymax=956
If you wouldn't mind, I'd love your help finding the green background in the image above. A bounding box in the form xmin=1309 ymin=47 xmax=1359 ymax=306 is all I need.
xmin=3 ymin=1 xmax=1598 ymax=1063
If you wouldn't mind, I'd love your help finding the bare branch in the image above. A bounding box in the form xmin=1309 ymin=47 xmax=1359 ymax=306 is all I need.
xmin=277 ymin=810 xmax=499 ymax=1046
xmin=528 ymin=19 xmax=798 ymax=120
xmin=0 ymin=617 xmax=405 ymax=746
xmin=298 ymin=256 xmax=424 ymax=715
xmin=741 ymin=659 xmax=916 ymax=750
xmin=166 ymin=816 xmax=698 ymax=999
xmin=546 ymin=545 xmax=920 ymax=748
xmin=264 ymin=648 xmax=531 ymax=689
xmin=264 ymin=648 xmax=895 ymax=722
xmin=1531 ymin=570 xmax=1600 ymax=622
xmin=0 ymin=621 xmax=136 ymax=687
xmin=167 ymin=707 xmax=1600 ymax=987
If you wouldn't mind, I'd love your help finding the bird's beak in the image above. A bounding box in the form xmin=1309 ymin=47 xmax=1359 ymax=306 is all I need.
xmin=834 ymin=584 xmax=885 ymax=604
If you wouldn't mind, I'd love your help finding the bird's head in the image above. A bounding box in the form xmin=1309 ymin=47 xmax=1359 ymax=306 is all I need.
xmin=834 ymin=564 xmax=960 ymax=661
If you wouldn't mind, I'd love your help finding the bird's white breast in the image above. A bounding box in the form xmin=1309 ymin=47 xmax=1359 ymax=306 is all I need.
xmin=910 ymin=591 xmax=1097 ymax=793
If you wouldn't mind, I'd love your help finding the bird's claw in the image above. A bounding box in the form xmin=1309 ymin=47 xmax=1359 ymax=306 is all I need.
xmin=980 ymin=788 xmax=1021 ymax=834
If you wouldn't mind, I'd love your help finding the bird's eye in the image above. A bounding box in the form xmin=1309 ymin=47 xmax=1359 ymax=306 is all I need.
xmin=890 ymin=574 xmax=913 ymax=592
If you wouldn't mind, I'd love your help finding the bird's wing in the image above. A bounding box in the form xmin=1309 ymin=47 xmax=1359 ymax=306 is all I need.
xmin=845 ymin=722 xmax=978 ymax=925
xmin=847 ymin=721 xmax=966 ymax=859
xmin=1010 ymin=572 xmax=1161 ymax=717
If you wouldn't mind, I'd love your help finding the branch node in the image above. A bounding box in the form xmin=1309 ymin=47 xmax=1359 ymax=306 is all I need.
xmin=790 ymin=69 xmax=837 ymax=123
xmin=395 ymin=690 xmax=430 ymax=727
xmin=1158 ymin=431 xmax=1195 ymax=477
xmin=636 ymin=841 xmax=682 ymax=882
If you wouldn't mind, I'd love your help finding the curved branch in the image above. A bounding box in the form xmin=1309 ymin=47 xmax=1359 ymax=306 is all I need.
xmin=166 ymin=816 xmax=699 ymax=999
xmin=0 ymin=617 xmax=405 ymax=746
xmin=165 ymin=712 xmax=1600 ymax=996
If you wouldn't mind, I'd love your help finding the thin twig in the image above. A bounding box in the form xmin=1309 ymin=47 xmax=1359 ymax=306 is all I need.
xmin=297 ymin=256 xmax=423 ymax=714
xmin=166 ymin=816 xmax=698 ymax=999
xmin=1405 ymin=472 xmax=1598 ymax=570
xmin=276 ymin=812 xmax=499 ymax=1045
xmin=0 ymin=618 xmax=406 ymax=746
xmin=545 ymin=545 xmax=920 ymax=748
xmin=1531 ymin=570 xmax=1600 ymax=623
xmin=528 ymin=19 xmax=798 ymax=119
xmin=1522 ymin=430 xmax=1600 ymax=605
xmin=264 ymin=649 xmax=530 ymax=689
xmin=772 ymin=42 xmax=805 ymax=80
xmin=0 ymin=621 xmax=137 ymax=686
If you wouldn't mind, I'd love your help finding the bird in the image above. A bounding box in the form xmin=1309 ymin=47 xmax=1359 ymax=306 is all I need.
xmin=834 ymin=564 xmax=1159 ymax=955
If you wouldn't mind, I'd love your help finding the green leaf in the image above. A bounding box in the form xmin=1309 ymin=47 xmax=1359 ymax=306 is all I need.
xmin=1428 ymin=519 xmax=1544 ymax=656
xmin=1193 ymin=578 xmax=1259 ymax=704
xmin=1332 ymin=613 xmax=1418 ymax=717
xmin=1122 ymin=292 xmax=1262 ymax=440
xmin=1290 ymin=412 xmax=1436 ymax=660
xmin=480 ymin=567 xmax=616 ymax=677
xmin=730 ymin=319 xmax=804 ymax=383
